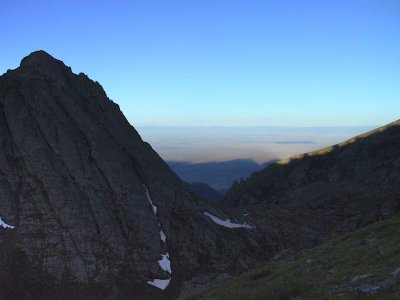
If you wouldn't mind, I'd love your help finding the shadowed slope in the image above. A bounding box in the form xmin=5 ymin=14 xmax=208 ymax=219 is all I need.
xmin=0 ymin=51 xmax=268 ymax=300
xmin=188 ymin=214 xmax=400 ymax=299
xmin=223 ymin=120 xmax=400 ymax=251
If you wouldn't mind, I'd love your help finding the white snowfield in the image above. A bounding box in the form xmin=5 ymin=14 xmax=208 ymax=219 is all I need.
xmin=144 ymin=185 xmax=172 ymax=291
xmin=204 ymin=212 xmax=254 ymax=229
xmin=0 ymin=217 xmax=15 ymax=229
xmin=146 ymin=278 xmax=171 ymax=290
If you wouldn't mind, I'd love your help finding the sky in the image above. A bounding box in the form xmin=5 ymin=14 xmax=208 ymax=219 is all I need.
xmin=1 ymin=0 xmax=399 ymax=127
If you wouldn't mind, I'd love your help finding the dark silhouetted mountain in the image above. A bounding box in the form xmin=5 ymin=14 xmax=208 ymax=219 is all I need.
xmin=167 ymin=159 xmax=274 ymax=192
xmin=223 ymin=120 xmax=400 ymax=252
xmin=0 ymin=51 xmax=268 ymax=300
xmin=189 ymin=182 xmax=222 ymax=202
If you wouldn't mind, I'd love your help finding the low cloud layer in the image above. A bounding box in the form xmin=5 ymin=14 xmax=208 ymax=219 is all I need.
xmin=137 ymin=126 xmax=374 ymax=163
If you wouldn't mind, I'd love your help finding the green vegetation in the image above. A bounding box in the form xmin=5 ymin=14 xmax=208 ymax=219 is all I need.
xmin=187 ymin=216 xmax=400 ymax=300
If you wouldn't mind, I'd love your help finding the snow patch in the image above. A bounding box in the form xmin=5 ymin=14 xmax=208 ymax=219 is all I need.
xmin=146 ymin=278 xmax=171 ymax=290
xmin=158 ymin=252 xmax=171 ymax=274
xmin=160 ymin=229 xmax=166 ymax=243
xmin=204 ymin=212 xmax=254 ymax=229
xmin=143 ymin=184 xmax=172 ymax=290
xmin=0 ymin=217 xmax=14 ymax=229
xmin=144 ymin=186 xmax=158 ymax=215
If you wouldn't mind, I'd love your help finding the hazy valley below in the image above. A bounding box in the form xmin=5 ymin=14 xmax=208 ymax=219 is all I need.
xmin=167 ymin=159 xmax=271 ymax=192
xmin=139 ymin=126 xmax=375 ymax=195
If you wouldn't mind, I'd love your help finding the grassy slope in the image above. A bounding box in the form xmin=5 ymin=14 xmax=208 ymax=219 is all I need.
xmin=187 ymin=216 xmax=400 ymax=300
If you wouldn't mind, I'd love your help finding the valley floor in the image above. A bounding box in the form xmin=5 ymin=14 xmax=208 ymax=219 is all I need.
xmin=186 ymin=215 xmax=400 ymax=300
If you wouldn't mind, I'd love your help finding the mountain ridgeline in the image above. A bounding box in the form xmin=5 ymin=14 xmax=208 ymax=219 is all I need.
xmin=0 ymin=51 xmax=268 ymax=300
xmin=223 ymin=120 xmax=400 ymax=251
xmin=188 ymin=122 xmax=400 ymax=298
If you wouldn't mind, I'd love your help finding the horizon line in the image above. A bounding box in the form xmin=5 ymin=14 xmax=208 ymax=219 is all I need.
xmin=136 ymin=124 xmax=379 ymax=129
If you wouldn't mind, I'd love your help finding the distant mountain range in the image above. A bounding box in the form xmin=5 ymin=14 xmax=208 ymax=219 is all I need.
xmin=167 ymin=159 xmax=274 ymax=192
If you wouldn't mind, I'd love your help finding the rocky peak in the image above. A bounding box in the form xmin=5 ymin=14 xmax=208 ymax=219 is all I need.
xmin=0 ymin=51 xmax=268 ymax=299
xmin=20 ymin=50 xmax=60 ymax=67
xmin=16 ymin=50 xmax=71 ymax=78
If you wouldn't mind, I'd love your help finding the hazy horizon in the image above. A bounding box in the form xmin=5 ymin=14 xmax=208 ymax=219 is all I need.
xmin=137 ymin=125 xmax=376 ymax=163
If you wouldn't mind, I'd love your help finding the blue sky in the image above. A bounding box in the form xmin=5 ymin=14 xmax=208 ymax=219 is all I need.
xmin=1 ymin=0 xmax=399 ymax=127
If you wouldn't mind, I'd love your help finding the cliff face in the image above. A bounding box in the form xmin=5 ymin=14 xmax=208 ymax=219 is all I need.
xmin=224 ymin=121 xmax=400 ymax=251
xmin=0 ymin=51 xmax=266 ymax=300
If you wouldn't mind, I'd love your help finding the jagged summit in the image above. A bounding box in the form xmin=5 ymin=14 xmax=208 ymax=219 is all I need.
xmin=20 ymin=50 xmax=58 ymax=66
xmin=15 ymin=50 xmax=72 ymax=77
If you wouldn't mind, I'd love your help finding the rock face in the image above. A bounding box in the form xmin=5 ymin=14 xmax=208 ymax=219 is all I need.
xmin=0 ymin=51 xmax=267 ymax=299
xmin=224 ymin=120 xmax=400 ymax=251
